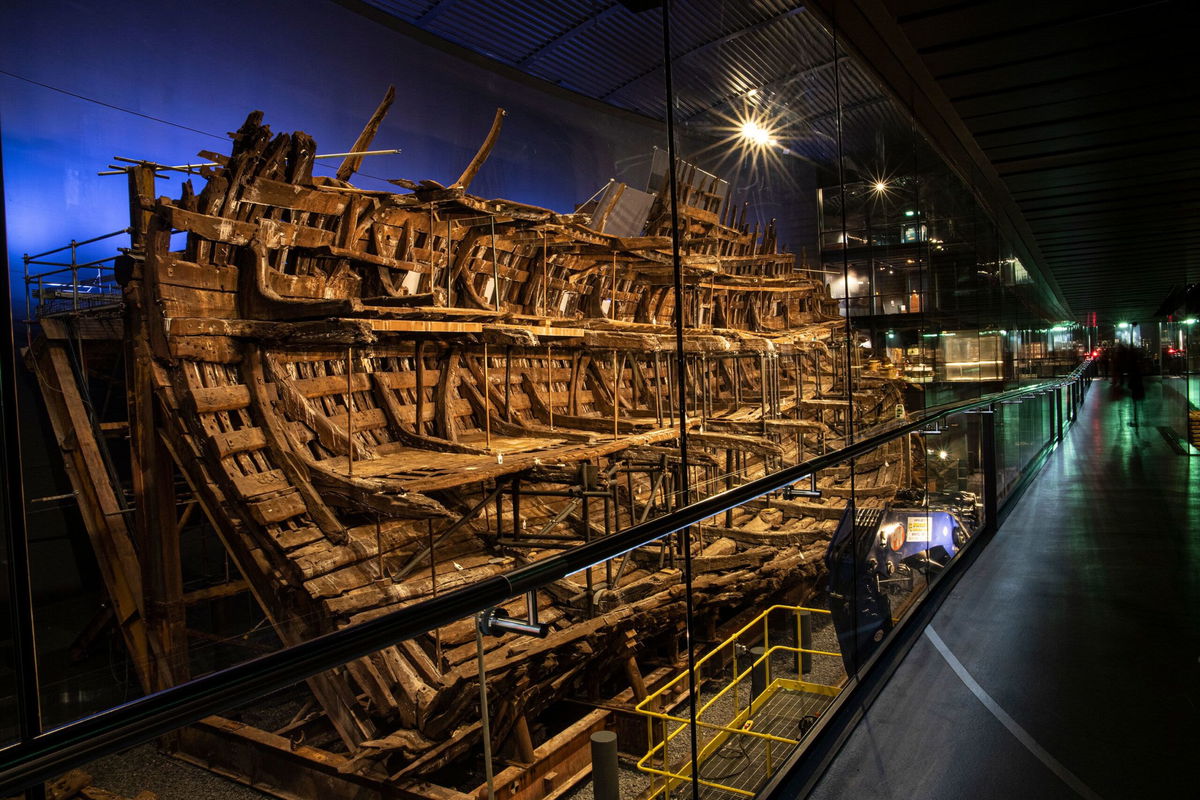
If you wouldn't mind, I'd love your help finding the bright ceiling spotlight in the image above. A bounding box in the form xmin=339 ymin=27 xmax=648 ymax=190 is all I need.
xmin=873 ymin=180 xmax=888 ymax=192
xmin=697 ymin=95 xmax=798 ymax=188
xmin=739 ymin=119 xmax=775 ymax=147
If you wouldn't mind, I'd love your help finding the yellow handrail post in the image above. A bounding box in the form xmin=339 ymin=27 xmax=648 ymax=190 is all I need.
xmin=795 ymin=607 xmax=803 ymax=677
xmin=732 ymin=636 xmax=740 ymax=716
xmin=645 ymin=712 xmax=655 ymax=794
xmin=661 ymin=717 xmax=668 ymax=775
xmin=764 ymin=614 xmax=773 ymax=689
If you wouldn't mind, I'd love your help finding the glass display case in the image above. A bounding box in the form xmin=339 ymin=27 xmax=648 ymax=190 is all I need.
xmin=939 ymin=332 xmax=1005 ymax=382
xmin=0 ymin=2 xmax=1090 ymax=798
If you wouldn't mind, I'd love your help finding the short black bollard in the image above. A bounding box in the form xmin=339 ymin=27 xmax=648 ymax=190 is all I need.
xmin=750 ymin=646 xmax=767 ymax=704
xmin=591 ymin=730 xmax=619 ymax=800
xmin=799 ymin=610 xmax=813 ymax=675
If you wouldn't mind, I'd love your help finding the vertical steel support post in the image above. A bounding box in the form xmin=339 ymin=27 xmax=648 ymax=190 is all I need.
xmin=1055 ymin=387 xmax=1063 ymax=441
xmin=475 ymin=622 xmax=495 ymax=800
xmin=70 ymin=240 xmax=78 ymax=315
xmin=750 ymin=646 xmax=767 ymax=708
xmin=798 ymin=609 xmax=813 ymax=675
xmin=980 ymin=406 xmax=998 ymax=535
xmin=445 ymin=215 xmax=452 ymax=306
xmin=661 ymin=6 xmax=701 ymax=797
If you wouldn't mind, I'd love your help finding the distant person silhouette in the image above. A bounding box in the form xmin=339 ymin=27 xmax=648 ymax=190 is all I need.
xmin=1128 ymin=348 xmax=1145 ymax=427
xmin=1112 ymin=343 xmax=1131 ymax=388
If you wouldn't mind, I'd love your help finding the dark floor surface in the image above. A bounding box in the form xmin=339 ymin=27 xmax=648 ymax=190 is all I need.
xmin=809 ymin=377 xmax=1199 ymax=799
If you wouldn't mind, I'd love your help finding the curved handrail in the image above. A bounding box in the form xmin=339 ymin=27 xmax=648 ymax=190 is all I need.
xmin=0 ymin=361 xmax=1093 ymax=795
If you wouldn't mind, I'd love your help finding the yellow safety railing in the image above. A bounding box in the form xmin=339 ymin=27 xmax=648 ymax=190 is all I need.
xmin=635 ymin=605 xmax=842 ymax=799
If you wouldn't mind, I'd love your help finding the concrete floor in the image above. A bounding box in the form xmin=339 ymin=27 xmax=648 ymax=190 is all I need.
xmin=809 ymin=377 xmax=1199 ymax=799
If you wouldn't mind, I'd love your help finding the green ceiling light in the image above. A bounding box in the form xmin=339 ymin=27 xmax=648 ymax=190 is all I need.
xmin=904 ymin=210 xmax=916 ymax=217
xmin=1182 ymin=318 xmax=1199 ymax=325
xmin=1117 ymin=322 xmax=1131 ymax=329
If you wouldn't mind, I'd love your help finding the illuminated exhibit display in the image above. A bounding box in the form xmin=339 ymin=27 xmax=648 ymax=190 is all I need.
xmin=23 ymin=95 xmax=910 ymax=796
xmin=2 ymin=2 xmax=1100 ymax=799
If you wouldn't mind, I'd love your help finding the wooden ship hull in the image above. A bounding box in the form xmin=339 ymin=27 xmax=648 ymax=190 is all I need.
xmin=29 ymin=97 xmax=910 ymax=799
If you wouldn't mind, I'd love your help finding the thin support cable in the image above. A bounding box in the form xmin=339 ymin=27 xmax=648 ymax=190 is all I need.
xmin=832 ymin=19 xmax=862 ymax=677
xmin=661 ymin=4 xmax=701 ymax=798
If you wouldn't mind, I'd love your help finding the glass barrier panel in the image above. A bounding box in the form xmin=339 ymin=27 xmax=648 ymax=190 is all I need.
xmin=2 ymin=0 xmax=681 ymax=741
xmin=994 ymin=388 xmax=1062 ymax=505
xmin=938 ymin=410 xmax=987 ymax=540
xmin=642 ymin=459 xmax=848 ymax=800
xmin=994 ymin=399 xmax=1020 ymax=505
xmin=0 ymin=525 xmax=15 ymax=747
xmin=849 ymin=432 xmax=933 ymax=671
xmin=1 ymin=1 xmax=1101 ymax=796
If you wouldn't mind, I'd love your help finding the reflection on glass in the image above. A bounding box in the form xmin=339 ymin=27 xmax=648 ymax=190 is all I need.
xmin=0 ymin=0 xmax=1095 ymax=793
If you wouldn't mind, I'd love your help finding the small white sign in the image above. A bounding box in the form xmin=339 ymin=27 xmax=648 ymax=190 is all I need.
xmin=907 ymin=515 xmax=931 ymax=543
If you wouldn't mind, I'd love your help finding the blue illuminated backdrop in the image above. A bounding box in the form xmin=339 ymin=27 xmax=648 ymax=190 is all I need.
xmin=1 ymin=0 xmax=669 ymax=315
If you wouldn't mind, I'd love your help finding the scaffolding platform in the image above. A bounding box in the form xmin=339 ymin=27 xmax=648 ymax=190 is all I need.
xmin=637 ymin=605 xmax=843 ymax=800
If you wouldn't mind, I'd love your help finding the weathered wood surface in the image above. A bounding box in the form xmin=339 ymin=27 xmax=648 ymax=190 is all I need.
xmin=31 ymin=104 xmax=912 ymax=794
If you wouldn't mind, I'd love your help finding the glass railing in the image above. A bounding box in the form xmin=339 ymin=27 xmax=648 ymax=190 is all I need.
xmin=1 ymin=3 xmax=1102 ymax=798
xmin=0 ymin=360 xmax=1094 ymax=799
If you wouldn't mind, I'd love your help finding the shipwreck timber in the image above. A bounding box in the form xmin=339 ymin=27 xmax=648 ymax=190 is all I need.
xmin=26 ymin=95 xmax=911 ymax=799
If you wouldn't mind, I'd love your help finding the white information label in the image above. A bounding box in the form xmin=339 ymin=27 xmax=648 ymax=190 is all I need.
xmin=907 ymin=515 xmax=931 ymax=543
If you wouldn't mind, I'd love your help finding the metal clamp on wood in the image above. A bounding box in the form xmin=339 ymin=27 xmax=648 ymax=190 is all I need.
xmin=477 ymin=591 xmax=550 ymax=638
xmin=782 ymin=473 xmax=821 ymax=499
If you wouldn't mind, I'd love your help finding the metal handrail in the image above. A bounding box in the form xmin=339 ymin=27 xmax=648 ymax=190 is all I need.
xmin=0 ymin=360 xmax=1093 ymax=795
xmin=23 ymin=230 xmax=128 ymax=322
xmin=636 ymin=605 xmax=838 ymax=799
xmin=22 ymin=229 xmax=129 ymax=262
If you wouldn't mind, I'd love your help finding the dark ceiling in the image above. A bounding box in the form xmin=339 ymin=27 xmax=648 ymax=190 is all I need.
xmin=346 ymin=0 xmax=1197 ymax=324
xmin=885 ymin=0 xmax=1198 ymax=323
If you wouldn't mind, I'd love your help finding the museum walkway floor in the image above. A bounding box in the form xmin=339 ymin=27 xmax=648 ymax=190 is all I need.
xmin=807 ymin=376 xmax=1199 ymax=799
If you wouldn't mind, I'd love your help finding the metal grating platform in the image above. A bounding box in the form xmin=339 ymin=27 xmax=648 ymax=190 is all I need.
xmin=675 ymin=684 xmax=837 ymax=800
